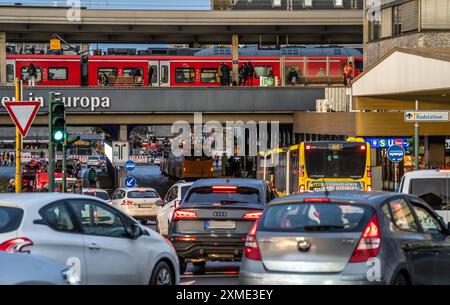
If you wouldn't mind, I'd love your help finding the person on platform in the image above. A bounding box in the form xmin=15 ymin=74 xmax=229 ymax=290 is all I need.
xmin=288 ymin=68 xmax=299 ymax=86
xmin=239 ymin=64 xmax=248 ymax=86
xmin=246 ymin=61 xmax=255 ymax=86
xmin=88 ymin=168 xmax=98 ymax=188
xmin=148 ymin=65 xmax=154 ymax=87
xmin=343 ymin=61 xmax=354 ymax=86
xmin=27 ymin=63 xmax=37 ymax=87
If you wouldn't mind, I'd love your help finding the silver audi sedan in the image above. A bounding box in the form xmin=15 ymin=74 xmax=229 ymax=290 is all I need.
xmin=0 ymin=193 xmax=179 ymax=285
xmin=240 ymin=191 xmax=450 ymax=285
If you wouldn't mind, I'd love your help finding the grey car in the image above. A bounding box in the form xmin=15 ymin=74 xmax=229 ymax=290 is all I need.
xmin=239 ymin=191 xmax=450 ymax=285
xmin=0 ymin=252 xmax=73 ymax=285
xmin=169 ymin=178 xmax=278 ymax=274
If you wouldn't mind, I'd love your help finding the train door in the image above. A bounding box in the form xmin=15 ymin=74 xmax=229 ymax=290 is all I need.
xmin=148 ymin=60 xmax=170 ymax=87
xmin=6 ymin=59 xmax=15 ymax=85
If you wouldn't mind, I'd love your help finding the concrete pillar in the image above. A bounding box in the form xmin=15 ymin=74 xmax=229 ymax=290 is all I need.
xmin=232 ymin=34 xmax=239 ymax=84
xmin=119 ymin=125 xmax=128 ymax=142
xmin=0 ymin=32 xmax=6 ymax=86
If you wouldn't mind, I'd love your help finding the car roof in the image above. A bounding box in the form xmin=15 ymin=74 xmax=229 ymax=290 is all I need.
xmin=0 ymin=193 xmax=103 ymax=208
xmin=190 ymin=178 xmax=265 ymax=189
xmin=402 ymin=170 xmax=449 ymax=178
xmin=122 ymin=187 xmax=157 ymax=191
xmin=269 ymin=191 xmax=409 ymax=207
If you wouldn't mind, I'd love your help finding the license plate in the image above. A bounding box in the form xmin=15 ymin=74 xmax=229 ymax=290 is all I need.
xmin=139 ymin=204 xmax=152 ymax=208
xmin=205 ymin=220 xmax=236 ymax=230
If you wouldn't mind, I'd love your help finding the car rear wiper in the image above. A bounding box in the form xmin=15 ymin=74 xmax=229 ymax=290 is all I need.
xmin=303 ymin=225 xmax=345 ymax=231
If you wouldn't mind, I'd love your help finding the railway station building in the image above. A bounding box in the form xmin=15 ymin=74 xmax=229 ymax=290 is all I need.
xmin=293 ymin=0 xmax=450 ymax=190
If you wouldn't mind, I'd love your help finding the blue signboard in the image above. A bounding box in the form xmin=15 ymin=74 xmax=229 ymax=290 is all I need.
xmin=365 ymin=138 xmax=411 ymax=149
xmin=387 ymin=145 xmax=406 ymax=163
xmin=124 ymin=160 xmax=136 ymax=171
xmin=124 ymin=176 xmax=137 ymax=188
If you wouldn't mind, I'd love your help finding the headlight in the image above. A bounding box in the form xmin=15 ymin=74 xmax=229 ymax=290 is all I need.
xmin=62 ymin=267 xmax=80 ymax=285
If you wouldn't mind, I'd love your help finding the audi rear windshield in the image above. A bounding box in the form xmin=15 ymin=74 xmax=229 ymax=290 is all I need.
xmin=0 ymin=207 xmax=24 ymax=233
xmin=184 ymin=186 xmax=261 ymax=204
xmin=305 ymin=142 xmax=367 ymax=179
xmin=260 ymin=203 xmax=371 ymax=232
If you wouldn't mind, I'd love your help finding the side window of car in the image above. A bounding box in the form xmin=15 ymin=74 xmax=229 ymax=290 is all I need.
xmin=67 ymin=199 xmax=128 ymax=238
xmin=386 ymin=198 xmax=419 ymax=232
xmin=165 ymin=187 xmax=174 ymax=203
xmin=40 ymin=201 xmax=76 ymax=232
xmin=117 ymin=190 xmax=125 ymax=200
xmin=411 ymin=203 xmax=443 ymax=234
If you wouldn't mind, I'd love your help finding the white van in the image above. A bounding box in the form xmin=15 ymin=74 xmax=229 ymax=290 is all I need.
xmin=399 ymin=170 xmax=450 ymax=222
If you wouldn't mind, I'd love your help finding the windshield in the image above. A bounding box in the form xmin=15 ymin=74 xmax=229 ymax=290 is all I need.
xmin=410 ymin=178 xmax=450 ymax=210
xmin=261 ymin=203 xmax=369 ymax=232
xmin=84 ymin=191 xmax=110 ymax=201
xmin=184 ymin=186 xmax=261 ymax=204
xmin=89 ymin=157 xmax=100 ymax=161
xmin=305 ymin=142 xmax=367 ymax=179
xmin=127 ymin=190 xmax=159 ymax=199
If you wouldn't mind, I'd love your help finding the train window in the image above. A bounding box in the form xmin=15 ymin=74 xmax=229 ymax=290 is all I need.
xmin=355 ymin=61 xmax=363 ymax=73
xmin=175 ymin=68 xmax=195 ymax=84
xmin=48 ymin=67 xmax=68 ymax=80
xmin=6 ymin=64 xmax=14 ymax=83
xmin=200 ymin=68 xmax=218 ymax=84
xmin=254 ymin=66 xmax=273 ymax=78
xmin=161 ymin=65 xmax=169 ymax=84
xmin=98 ymin=68 xmax=117 ymax=77
xmin=20 ymin=67 xmax=42 ymax=83
xmin=123 ymin=67 xmax=143 ymax=77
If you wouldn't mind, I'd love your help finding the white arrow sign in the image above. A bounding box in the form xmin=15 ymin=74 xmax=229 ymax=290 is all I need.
xmin=3 ymin=101 xmax=41 ymax=138
xmin=404 ymin=111 xmax=449 ymax=122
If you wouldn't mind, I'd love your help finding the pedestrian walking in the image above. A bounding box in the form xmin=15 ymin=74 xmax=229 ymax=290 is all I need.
xmin=6 ymin=152 xmax=10 ymax=166
xmin=10 ymin=153 xmax=14 ymax=166
xmin=88 ymin=168 xmax=98 ymax=188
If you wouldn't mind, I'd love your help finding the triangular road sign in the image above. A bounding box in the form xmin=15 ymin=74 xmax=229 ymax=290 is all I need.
xmin=3 ymin=101 xmax=41 ymax=138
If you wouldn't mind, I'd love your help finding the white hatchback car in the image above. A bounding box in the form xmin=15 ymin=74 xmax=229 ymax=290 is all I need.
xmin=0 ymin=193 xmax=179 ymax=285
xmin=156 ymin=181 xmax=193 ymax=236
xmin=111 ymin=187 xmax=163 ymax=223
xmin=399 ymin=169 xmax=450 ymax=222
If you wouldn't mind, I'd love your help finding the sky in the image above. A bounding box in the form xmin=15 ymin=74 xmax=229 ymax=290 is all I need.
xmin=0 ymin=0 xmax=211 ymax=10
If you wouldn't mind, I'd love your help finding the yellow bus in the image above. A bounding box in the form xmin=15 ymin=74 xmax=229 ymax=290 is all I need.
xmin=259 ymin=138 xmax=372 ymax=195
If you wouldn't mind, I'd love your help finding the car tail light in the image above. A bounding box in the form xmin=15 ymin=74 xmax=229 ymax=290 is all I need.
xmin=367 ymin=185 xmax=373 ymax=192
xmin=212 ymin=186 xmax=237 ymax=193
xmin=299 ymin=184 xmax=305 ymax=192
xmin=304 ymin=198 xmax=331 ymax=203
xmin=122 ymin=199 xmax=134 ymax=205
xmin=349 ymin=214 xmax=381 ymax=263
xmin=174 ymin=200 xmax=181 ymax=209
xmin=210 ymin=167 xmax=214 ymax=172
xmin=173 ymin=237 xmax=197 ymax=242
xmin=360 ymin=145 xmax=366 ymax=150
xmin=305 ymin=144 xmax=312 ymax=150
xmin=244 ymin=221 xmax=262 ymax=261
xmin=173 ymin=209 xmax=198 ymax=221
xmin=0 ymin=238 xmax=33 ymax=253
xmin=243 ymin=210 xmax=263 ymax=220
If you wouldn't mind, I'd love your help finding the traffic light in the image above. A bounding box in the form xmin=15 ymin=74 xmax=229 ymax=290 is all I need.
xmin=49 ymin=92 xmax=66 ymax=143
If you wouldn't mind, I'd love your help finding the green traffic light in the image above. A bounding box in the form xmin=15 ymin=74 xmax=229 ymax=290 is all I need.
xmin=53 ymin=130 xmax=65 ymax=142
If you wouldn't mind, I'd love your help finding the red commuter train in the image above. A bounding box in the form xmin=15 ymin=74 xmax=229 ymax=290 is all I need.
xmin=5 ymin=47 xmax=363 ymax=87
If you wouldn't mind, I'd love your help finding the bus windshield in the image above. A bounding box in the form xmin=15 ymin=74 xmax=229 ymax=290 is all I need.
xmin=305 ymin=142 xmax=367 ymax=179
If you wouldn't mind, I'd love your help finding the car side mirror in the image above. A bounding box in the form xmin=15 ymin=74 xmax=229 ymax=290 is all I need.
xmin=129 ymin=223 xmax=143 ymax=240
xmin=155 ymin=199 xmax=164 ymax=207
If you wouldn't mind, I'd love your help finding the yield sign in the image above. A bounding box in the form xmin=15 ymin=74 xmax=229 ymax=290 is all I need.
xmin=3 ymin=101 xmax=41 ymax=138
